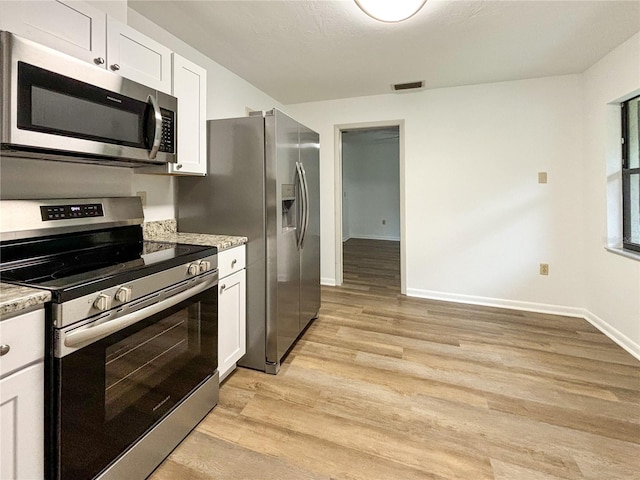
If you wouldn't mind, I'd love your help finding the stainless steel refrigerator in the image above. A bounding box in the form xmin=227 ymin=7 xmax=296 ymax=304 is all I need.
xmin=177 ymin=109 xmax=320 ymax=374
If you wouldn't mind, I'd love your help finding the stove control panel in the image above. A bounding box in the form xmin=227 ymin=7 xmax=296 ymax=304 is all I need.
xmin=51 ymin=252 xmax=218 ymax=329
xmin=41 ymin=203 xmax=104 ymax=221
xmin=188 ymin=260 xmax=211 ymax=276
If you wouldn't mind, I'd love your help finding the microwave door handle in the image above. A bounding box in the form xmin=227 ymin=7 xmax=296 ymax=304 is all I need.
xmin=147 ymin=94 xmax=163 ymax=159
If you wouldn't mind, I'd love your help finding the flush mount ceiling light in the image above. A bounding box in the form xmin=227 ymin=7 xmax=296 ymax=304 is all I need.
xmin=355 ymin=0 xmax=427 ymax=23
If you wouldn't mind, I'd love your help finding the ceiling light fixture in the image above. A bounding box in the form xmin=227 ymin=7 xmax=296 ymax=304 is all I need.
xmin=355 ymin=0 xmax=427 ymax=23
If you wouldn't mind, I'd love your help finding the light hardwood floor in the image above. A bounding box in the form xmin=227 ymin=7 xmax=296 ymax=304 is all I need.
xmin=150 ymin=238 xmax=640 ymax=480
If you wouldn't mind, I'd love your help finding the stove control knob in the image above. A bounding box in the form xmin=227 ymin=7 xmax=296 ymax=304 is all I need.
xmin=199 ymin=260 xmax=211 ymax=273
xmin=115 ymin=286 xmax=132 ymax=303
xmin=93 ymin=293 xmax=112 ymax=311
xmin=187 ymin=263 xmax=200 ymax=276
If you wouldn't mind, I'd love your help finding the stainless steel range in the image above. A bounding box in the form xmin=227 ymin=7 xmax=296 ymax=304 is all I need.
xmin=0 ymin=197 xmax=219 ymax=480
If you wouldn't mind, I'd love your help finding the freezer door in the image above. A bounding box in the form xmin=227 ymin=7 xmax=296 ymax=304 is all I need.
xmin=299 ymin=125 xmax=321 ymax=330
xmin=266 ymin=110 xmax=302 ymax=366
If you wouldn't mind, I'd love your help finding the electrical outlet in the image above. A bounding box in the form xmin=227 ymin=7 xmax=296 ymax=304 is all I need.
xmin=382 ymin=219 xmax=386 ymax=225
xmin=136 ymin=191 xmax=147 ymax=207
xmin=539 ymin=263 xmax=549 ymax=275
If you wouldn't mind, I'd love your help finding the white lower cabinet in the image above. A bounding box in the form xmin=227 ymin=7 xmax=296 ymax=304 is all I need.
xmin=218 ymin=246 xmax=246 ymax=381
xmin=0 ymin=308 xmax=45 ymax=480
xmin=0 ymin=363 xmax=44 ymax=480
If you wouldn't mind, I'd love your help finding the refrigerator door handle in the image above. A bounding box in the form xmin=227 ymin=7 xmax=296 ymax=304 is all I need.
xmin=299 ymin=162 xmax=310 ymax=249
xmin=295 ymin=161 xmax=305 ymax=250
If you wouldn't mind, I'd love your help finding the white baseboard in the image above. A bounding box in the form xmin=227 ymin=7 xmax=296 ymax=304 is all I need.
xmin=405 ymin=288 xmax=640 ymax=361
xmin=405 ymin=288 xmax=586 ymax=317
xmin=321 ymin=277 xmax=337 ymax=286
xmin=345 ymin=234 xmax=400 ymax=242
xmin=583 ymin=310 xmax=640 ymax=361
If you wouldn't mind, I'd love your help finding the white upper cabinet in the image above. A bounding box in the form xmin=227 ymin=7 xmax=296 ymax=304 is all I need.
xmin=0 ymin=2 xmax=172 ymax=94
xmin=105 ymin=17 xmax=172 ymax=94
xmin=169 ymin=53 xmax=207 ymax=175
xmin=1 ymin=0 xmax=207 ymax=174
xmin=0 ymin=0 xmax=106 ymax=65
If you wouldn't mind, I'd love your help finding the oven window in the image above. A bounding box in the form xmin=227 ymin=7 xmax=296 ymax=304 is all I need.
xmin=17 ymin=62 xmax=147 ymax=148
xmin=105 ymin=304 xmax=201 ymax=422
xmin=31 ymin=86 xmax=141 ymax=144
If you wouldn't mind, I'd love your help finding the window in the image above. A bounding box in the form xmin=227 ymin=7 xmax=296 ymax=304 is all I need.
xmin=622 ymin=95 xmax=640 ymax=252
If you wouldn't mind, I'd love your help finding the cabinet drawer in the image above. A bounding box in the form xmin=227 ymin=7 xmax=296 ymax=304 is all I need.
xmin=0 ymin=309 xmax=45 ymax=378
xmin=218 ymin=245 xmax=246 ymax=279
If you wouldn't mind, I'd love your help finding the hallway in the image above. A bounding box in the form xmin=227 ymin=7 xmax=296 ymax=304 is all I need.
xmin=342 ymin=238 xmax=400 ymax=293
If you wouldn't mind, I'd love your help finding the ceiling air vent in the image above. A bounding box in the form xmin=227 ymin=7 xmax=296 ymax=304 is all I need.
xmin=392 ymin=81 xmax=425 ymax=92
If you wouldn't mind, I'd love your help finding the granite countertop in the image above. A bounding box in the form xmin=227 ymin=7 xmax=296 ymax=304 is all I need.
xmin=0 ymin=283 xmax=51 ymax=319
xmin=143 ymin=220 xmax=248 ymax=251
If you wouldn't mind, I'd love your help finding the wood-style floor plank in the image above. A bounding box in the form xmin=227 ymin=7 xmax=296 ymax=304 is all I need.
xmin=150 ymin=238 xmax=640 ymax=479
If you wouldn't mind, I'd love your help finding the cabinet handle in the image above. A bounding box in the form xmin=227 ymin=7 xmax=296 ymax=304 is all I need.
xmin=0 ymin=345 xmax=10 ymax=356
xmin=231 ymin=259 xmax=237 ymax=267
xmin=110 ymin=64 xmax=121 ymax=71
xmin=94 ymin=57 xmax=105 ymax=65
xmin=175 ymin=164 xmax=183 ymax=170
xmin=220 ymin=284 xmax=226 ymax=293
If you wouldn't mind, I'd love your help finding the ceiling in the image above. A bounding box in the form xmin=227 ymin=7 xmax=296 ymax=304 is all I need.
xmin=129 ymin=0 xmax=640 ymax=105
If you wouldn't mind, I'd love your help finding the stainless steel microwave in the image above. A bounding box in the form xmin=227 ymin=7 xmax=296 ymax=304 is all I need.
xmin=0 ymin=31 xmax=177 ymax=166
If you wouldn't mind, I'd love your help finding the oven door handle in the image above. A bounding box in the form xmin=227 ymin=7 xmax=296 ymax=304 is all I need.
xmin=62 ymin=274 xmax=217 ymax=354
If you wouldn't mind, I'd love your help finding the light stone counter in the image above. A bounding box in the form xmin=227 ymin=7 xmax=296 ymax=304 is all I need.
xmin=0 ymin=283 xmax=51 ymax=319
xmin=143 ymin=219 xmax=248 ymax=251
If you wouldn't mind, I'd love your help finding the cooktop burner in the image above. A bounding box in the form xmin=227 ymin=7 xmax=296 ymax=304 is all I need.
xmin=0 ymin=232 xmax=217 ymax=302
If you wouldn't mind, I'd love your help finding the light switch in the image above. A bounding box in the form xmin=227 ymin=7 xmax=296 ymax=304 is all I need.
xmin=538 ymin=172 xmax=548 ymax=184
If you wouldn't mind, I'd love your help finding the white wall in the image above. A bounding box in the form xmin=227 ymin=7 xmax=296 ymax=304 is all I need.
xmin=0 ymin=4 xmax=281 ymax=221
xmin=582 ymin=32 xmax=640 ymax=356
xmin=286 ymin=75 xmax=587 ymax=312
xmin=342 ymin=134 xmax=400 ymax=241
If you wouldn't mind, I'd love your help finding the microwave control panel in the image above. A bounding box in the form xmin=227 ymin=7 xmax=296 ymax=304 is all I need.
xmin=41 ymin=204 xmax=104 ymax=221
xmin=159 ymin=109 xmax=175 ymax=153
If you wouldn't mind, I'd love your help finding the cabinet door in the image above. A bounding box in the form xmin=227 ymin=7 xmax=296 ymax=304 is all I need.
xmin=0 ymin=309 xmax=45 ymax=378
xmin=0 ymin=0 xmax=106 ymax=66
xmin=0 ymin=363 xmax=44 ymax=480
xmin=170 ymin=54 xmax=207 ymax=175
xmin=106 ymin=16 xmax=172 ymax=94
xmin=218 ymin=269 xmax=246 ymax=381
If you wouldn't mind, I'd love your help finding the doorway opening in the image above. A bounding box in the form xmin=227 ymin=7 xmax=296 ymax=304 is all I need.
xmin=334 ymin=121 xmax=406 ymax=294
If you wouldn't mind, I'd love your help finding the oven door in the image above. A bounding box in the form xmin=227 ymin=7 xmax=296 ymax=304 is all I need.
xmin=52 ymin=272 xmax=217 ymax=480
